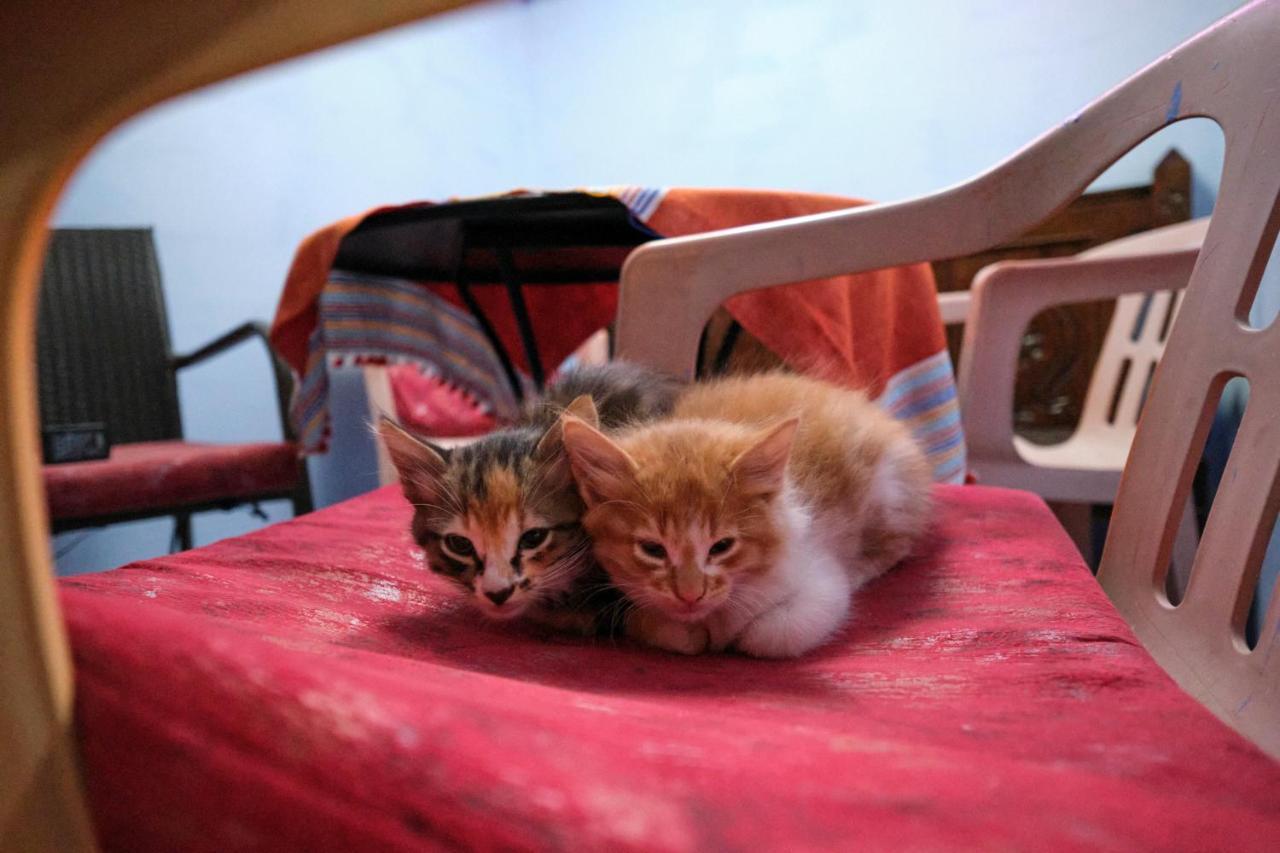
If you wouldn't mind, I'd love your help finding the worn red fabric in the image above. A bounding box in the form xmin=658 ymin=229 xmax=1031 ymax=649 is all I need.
xmin=60 ymin=485 xmax=1280 ymax=851
xmin=388 ymin=363 xmax=497 ymax=438
xmin=44 ymin=440 xmax=299 ymax=521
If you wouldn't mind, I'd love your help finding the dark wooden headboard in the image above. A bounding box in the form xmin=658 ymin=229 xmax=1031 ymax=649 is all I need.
xmin=933 ymin=149 xmax=1191 ymax=440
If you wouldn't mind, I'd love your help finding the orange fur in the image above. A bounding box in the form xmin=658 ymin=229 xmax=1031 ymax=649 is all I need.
xmin=562 ymin=417 xmax=790 ymax=622
xmin=561 ymin=371 xmax=933 ymax=658
xmin=375 ymin=359 xmax=684 ymax=633
xmin=673 ymin=373 xmax=932 ymax=543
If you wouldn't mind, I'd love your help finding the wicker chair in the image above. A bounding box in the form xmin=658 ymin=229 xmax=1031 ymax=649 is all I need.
xmin=38 ymin=228 xmax=311 ymax=551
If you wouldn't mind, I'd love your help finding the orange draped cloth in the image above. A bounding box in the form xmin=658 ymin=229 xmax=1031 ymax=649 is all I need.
xmin=269 ymin=188 xmax=963 ymax=482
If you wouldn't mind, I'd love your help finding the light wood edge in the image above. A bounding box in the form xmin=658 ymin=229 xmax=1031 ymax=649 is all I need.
xmin=615 ymin=1 xmax=1280 ymax=756
xmin=0 ymin=2 xmax=476 ymax=848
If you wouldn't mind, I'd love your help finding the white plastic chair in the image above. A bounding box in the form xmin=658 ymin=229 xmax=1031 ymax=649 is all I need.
xmin=6 ymin=2 xmax=1280 ymax=845
xmin=612 ymin=2 xmax=1280 ymax=755
xmin=941 ymin=219 xmax=1209 ymax=581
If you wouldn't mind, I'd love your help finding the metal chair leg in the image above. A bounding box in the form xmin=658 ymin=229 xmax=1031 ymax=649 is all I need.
xmin=171 ymin=513 xmax=193 ymax=552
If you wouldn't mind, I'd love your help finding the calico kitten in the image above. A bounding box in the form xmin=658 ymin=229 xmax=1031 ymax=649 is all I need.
xmin=379 ymin=362 xmax=681 ymax=633
xmin=559 ymin=372 xmax=932 ymax=658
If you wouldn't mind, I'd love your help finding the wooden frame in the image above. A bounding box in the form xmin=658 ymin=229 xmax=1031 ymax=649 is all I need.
xmin=616 ymin=1 xmax=1280 ymax=755
xmin=0 ymin=2 xmax=476 ymax=848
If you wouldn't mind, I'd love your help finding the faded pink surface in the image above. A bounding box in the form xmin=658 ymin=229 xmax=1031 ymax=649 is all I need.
xmin=61 ymin=485 xmax=1280 ymax=851
xmin=387 ymin=363 xmax=497 ymax=437
xmin=44 ymin=440 xmax=299 ymax=520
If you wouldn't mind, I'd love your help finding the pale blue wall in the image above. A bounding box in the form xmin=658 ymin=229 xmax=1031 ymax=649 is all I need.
xmin=53 ymin=0 xmax=1264 ymax=574
xmin=521 ymin=0 xmax=1234 ymax=208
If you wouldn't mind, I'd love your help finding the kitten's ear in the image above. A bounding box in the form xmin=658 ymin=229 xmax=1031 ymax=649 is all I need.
xmin=377 ymin=417 xmax=449 ymax=505
xmin=560 ymin=416 xmax=637 ymax=508
xmin=564 ymin=394 xmax=599 ymax=428
xmin=731 ymin=418 xmax=799 ymax=498
xmin=532 ymin=395 xmax=599 ymax=461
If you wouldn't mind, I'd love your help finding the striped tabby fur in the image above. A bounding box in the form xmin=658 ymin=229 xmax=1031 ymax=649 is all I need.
xmin=380 ymin=363 xmax=681 ymax=633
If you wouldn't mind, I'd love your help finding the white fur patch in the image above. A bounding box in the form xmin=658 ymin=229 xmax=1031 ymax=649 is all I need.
xmin=478 ymin=517 xmax=521 ymax=597
xmin=866 ymin=439 xmax=916 ymax=535
xmin=708 ymin=485 xmax=852 ymax=658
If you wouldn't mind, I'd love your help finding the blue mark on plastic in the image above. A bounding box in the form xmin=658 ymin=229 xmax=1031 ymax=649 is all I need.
xmin=1166 ymin=81 xmax=1183 ymax=123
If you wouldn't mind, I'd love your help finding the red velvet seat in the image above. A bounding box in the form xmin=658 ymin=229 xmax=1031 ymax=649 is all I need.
xmin=44 ymin=440 xmax=301 ymax=523
xmin=60 ymin=485 xmax=1280 ymax=851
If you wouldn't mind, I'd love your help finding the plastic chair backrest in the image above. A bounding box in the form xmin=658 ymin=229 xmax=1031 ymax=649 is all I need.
xmin=614 ymin=2 xmax=1280 ymax=755
xmin=1074 ymin=219 xmax=1208 ymax=438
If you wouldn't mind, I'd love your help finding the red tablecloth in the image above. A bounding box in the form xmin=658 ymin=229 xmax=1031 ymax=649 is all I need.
xmin=60 ymin=484 xmax=1279 ymax=851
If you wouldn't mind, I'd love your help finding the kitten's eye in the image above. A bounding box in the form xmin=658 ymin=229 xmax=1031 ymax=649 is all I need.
xmin=708 ymin=537 xmax=736 ymax=558
xmin=637 ymin=540 xmax=667 ymax=560
xmin=443 ymin=534 xmax=475 ymax=557
xmin=519 ymin=527 xmax=550 ymax=550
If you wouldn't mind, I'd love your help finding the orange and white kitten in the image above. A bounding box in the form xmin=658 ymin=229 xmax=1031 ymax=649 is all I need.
xmin=560 ymin=373 xmax=932 ymax=658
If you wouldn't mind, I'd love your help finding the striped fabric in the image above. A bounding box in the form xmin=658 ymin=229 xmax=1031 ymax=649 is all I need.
xmin=591 ymin=185 xmax=667 ymax=222
xmin=291 ymin=272 xmax=525 ymax=453
xmin=876 ymin=349 xmax=967 ymax=484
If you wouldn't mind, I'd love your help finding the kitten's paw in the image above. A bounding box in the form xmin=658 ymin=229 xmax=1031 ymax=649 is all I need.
xmin=628 ymin=610 xmax=710 ymax=655
xmin=706 ymin=608 xmax=750 ymax=652
xmin=735 ymin=603 xmax=842 ymax=659
xmin=652 ymin=622 xmax=711 ymax=656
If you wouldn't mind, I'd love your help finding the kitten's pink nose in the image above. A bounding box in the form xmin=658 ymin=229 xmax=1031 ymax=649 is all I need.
xmin=485 ymin=586 xmax=515 ymax=605
xmin=672 ymin=580 xmax=706 ymax=605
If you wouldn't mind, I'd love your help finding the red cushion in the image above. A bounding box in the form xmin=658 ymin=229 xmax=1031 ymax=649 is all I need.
xmin=59 ymin=485 xmax=1280 ymax=851
xmin=45 ymin=440 xmax=299 ymax=521
xmin=388 ymin=363 xmax=497 ymax=437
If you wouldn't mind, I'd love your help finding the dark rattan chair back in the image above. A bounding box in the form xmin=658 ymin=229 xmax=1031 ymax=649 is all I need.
xmin=37 ymin=228 xmax=183 ymax=445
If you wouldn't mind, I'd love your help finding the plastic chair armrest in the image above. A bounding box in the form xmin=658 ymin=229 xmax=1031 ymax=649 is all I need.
xmin=936 ymin=291 xmax=972 ymax=327
xmin=958 ymin=249 xmax=1199 ymax=466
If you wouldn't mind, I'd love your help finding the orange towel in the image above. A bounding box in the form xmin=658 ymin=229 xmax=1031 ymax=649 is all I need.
xmin=268 ymin=188 xmax=963 ymax=481
xmin=647 ymin=188 xmax=945 ymax=396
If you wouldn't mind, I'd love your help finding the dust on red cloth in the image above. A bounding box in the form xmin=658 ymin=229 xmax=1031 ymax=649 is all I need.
xmin=44 ymin=440 xmax=299 ymax=520
xmin=60 ymin=485 xmax=1280 ymax=851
